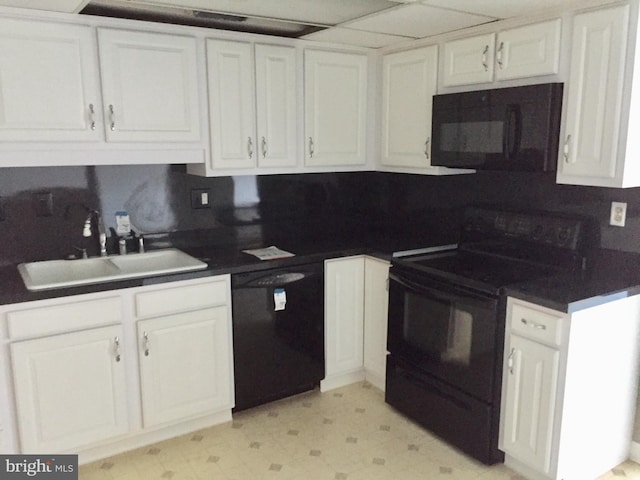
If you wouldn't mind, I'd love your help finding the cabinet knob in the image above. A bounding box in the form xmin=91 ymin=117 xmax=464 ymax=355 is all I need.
xmin=88 ymin=104 xmax=96 ymax=131
xmin=108 ymin=104 xmax=116 ymax=131
xmin=482 ymin=45 xmax=490 ymax=72
xmin=563 ymin=134 xmax=572 ymax=163
xmin=114 ymin=336 xmax=121 ymax=363
xmin=309 ymin=137 xmax=315 ymax=158
xmin=508 ymin=347 xmax=515 ymax=374
xmin=496 ymin=42 xmax=504 ymax=69
xmin=143 ymin=331 xmax=150 ymax=357
xmin=247 ymin=137 xmax=254 ymax=159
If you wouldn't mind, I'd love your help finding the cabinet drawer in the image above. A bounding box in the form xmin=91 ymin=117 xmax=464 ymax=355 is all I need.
xmin=135 ymin=278 xmax=228 ymax=318
xmin=510 ymin=301 xmax=564 ymax=346
xmin=7 ymin=297 xmax=121 ymax=340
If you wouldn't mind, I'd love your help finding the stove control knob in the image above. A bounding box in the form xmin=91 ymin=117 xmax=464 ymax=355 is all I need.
xmin=556 ymin=226 xmax=572 ymax=246
xmin=532 ymin=224 xmax=545 ymax=240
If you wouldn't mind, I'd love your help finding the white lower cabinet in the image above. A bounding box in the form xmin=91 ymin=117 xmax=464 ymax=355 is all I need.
xmin=322 ymin=256 xmax=389 ymax=391
xmin=137 ymin=306 xmax=232 ymax=427
xmin=500 ymin=296 xmax=640 ymax=480
xmin=11 ymin=324 xmax=128 ymax=453
xmin=0 ymin=275 xmax=233 ymax=461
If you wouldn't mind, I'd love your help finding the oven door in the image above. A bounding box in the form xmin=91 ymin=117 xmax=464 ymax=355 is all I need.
xmin=387 ymin=266 xmax=499 ymax=402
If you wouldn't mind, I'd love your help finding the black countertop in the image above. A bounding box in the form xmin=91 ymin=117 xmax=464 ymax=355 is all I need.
xmin=2 ymin=222 xmax=640 ymax=314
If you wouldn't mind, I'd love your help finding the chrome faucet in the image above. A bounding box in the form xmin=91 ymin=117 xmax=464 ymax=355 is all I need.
xmin=83 ymin=210 xmax=107 ymax=257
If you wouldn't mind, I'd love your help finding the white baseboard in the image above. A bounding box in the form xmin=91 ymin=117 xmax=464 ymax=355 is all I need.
xmin=629 ymin=441 xmax=640 ymax=463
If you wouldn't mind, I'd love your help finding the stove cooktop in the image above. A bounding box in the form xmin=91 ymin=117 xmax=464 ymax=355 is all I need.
xmin=393 ymin=249 xmax=560 ymax=295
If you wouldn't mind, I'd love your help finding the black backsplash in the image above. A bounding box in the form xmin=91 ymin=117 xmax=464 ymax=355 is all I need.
xmin=0 ymin=165 xmax=639 ymax=266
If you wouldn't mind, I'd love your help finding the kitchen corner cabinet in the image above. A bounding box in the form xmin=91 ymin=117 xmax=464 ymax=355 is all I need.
xmin=322 ymin=256 xmax=389 ymax=392
xmin=557 ymin=5 xmax=640 ymax=188
xmin=323 ymin=256 xmax=365 ymax=389
xmin=206 ymin=39 xmax=297 ymax=171
xmin=442 ymin=19 xmax=560 ymax=87
xmin=362 ymin=257 xmax=390 ymax=391
xmin=304 ymin=49 xmax=368 ymax=168
xmin=381 ymin=46 xmax=438 ymax=169
xmin=0 ymin=18 xmax=102 ymax=142
xmin=97 ymin=28 xmax=201 ymax=142
xmin=500 ymin=296 xmax=640 ymax=480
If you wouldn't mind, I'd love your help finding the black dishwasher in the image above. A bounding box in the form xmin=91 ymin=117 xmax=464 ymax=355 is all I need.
xmin=231 ymin=262 xmax=325 ymax=411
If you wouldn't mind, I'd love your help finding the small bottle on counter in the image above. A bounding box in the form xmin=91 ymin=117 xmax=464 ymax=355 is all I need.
xmin=119 ymin=238 xmax=127 ymax=255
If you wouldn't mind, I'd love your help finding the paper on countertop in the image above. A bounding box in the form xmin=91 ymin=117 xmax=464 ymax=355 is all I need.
xmin=242 ymin=246 xmax=295 ymax=260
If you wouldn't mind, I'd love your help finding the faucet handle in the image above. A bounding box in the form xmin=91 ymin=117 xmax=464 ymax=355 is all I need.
xmin=138 ymin=235 xmax=145 ymax=254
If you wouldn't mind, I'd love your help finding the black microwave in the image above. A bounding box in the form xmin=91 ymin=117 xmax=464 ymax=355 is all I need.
xmin=431 ymin=83 xmax=563 ymax=171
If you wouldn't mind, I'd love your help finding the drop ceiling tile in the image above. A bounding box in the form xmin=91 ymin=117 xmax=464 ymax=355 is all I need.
xmin=129 ymin=0 xmax=400 ymax=25
xmin=419 ymin=0 xmax=595 ymax=19
xmin=302 ymin=27 xmax=411 ymax=48
xmin=344 ymin=3 xmax=496 ymax=39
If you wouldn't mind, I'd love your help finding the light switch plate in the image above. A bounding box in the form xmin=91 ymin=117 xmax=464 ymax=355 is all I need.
xmin=610 ymin=201 xmax=627 ymax=227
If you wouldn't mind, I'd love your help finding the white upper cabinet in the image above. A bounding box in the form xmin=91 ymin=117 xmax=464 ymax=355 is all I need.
xmin=443 ymin=19 xmax=561 ymax=87
xmin=304 ymin=49 xmax=368 ymax=167
xmin=97 ymin=28 xmax=200 ymax=142
xmin=443 ymin=33 xmax=495 ymax=86
xmin=207 ymin=39 xmax=256 ymax=170
xmin=494 ymin=19 xmax=561 ymax=81
xmin=557 ymin=5 xmax=640 ymax=188
xmin=381 ymin=46 xmax=438 ymax=169
xmin=0 ymin=19 xmax=102 ymax=142
xmin=206 ymin=40 xmax=297 ymax=171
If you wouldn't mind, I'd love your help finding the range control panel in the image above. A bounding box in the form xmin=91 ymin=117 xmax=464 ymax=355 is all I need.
xmin=462 ymin=206 xmax=591 ymax=252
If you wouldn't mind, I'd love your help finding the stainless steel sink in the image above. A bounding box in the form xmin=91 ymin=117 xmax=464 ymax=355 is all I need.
xmin=18 ymin=249 xmax=208 ymax=291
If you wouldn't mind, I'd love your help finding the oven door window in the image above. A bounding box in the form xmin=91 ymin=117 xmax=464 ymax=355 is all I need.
xmin=388 ymin=272 xmax=499 ymax=402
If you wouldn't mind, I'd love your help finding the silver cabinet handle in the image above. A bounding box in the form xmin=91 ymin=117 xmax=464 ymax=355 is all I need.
xmin=89 ymin=104 xmax=96 ymax=131
xmin=247 ymin=137 xmax=254 ymax=159
xmin=508 ymin=347 xmax=515 ymax=374
xmin=143 ymin=331 xmax=150 ymax=357
xmin=108 ymin=104 xmax=116 ymax=131
xmin=309 ymin=137 xmax=314 ymax=158
xmin=563 ymin=134 xmax=572 ymax=163
xmin=261 ymin=136 xmax=267 ymax=158
xmin=482 ymin=45 xmax=489 ymax=71
xmin=114 ymin=336 xmax=121 ymax=363
xmin=521 ymin=318 xmax=547 ymax=330
xmin=496 ymin=42 xmax=504 ymax=68
xmin=424 ymin=138 xmax=430 ymax=160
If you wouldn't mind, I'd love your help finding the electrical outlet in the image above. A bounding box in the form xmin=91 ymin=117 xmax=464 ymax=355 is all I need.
xmin=34 ymin=192 xmax=53 ymax=217
xmin=191 ymin=188 xmax=211 ymax=209
xmin=610 ymin=201 xmax=627 ymax=227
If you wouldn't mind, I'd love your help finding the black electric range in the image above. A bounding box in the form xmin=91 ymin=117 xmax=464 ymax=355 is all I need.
xmin=385 ymin=205 xmax=596 ymax=465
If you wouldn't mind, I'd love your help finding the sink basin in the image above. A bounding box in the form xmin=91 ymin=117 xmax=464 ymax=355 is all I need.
xmin=18 ymin=248 xmax=208 ymax=291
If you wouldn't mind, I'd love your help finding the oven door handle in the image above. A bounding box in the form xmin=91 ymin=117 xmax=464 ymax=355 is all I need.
xmin=389 ymin=271 xmax=495 ymax=304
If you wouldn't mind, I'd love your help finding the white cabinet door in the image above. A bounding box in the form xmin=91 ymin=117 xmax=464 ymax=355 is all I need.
xmin=0 ymin=19 xmax=102 ymax=142
xmin=11 ymin=325 xmax=128 ymax=453
xmin=557 ymin=5 xmax=630 ymax=186
xmin=255 ymin=44 xmax=298 ymax=168
xmin=304 ymin=50 xmax=367 ymax=167
xmin=207 ymin=39 xmax=256 ymax=170
xmin=381 ymin=46 xmax=438 ymax=168
xmin=442 ymin=33 xmax=495 ymax=86
xmin=495 ymin=19 xmax=561 ymax=81
xmin=363 ymin=257 xmax=389 ymax=390
xmin=98 ymin=28 xmax=200 ymax=142
xmin=501 ymin=334 xmax=559 ymax=475
xmin=324 ymin=257 xmax=365 ymax=379
xmin=137 ymin=306 xmax=233 ymax=427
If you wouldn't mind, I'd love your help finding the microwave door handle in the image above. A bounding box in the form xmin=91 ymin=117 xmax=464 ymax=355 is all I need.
xmin=504 ymin=105 xmax=522 ymax=160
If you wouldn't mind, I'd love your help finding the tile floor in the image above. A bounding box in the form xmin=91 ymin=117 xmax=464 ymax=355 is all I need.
xmin=80 ymin=382 xmax=640 ymax=480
